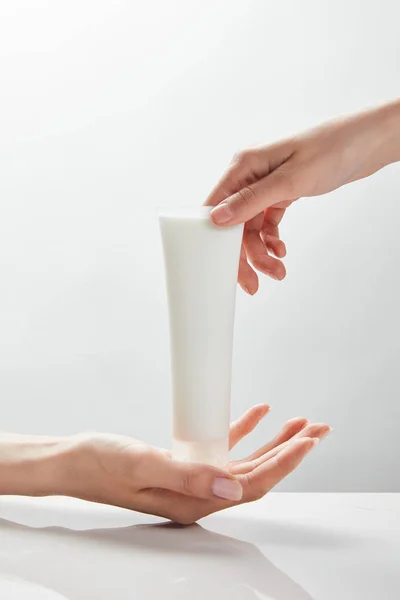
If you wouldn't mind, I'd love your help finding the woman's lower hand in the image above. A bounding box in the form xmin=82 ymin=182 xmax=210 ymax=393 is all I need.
xmin=19 ymin=405 xmax=330 ymax=524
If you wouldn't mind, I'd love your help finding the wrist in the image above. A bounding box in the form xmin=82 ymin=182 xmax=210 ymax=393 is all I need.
xmin=0 ymin=434 xmax=73 ymax=497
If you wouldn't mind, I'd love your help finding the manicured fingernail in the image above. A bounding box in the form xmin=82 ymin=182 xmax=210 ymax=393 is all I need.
xmin=212 ymin=478 xmax=243 ymax=501
xmin=211 ymin=202 xmax=233 ymax=224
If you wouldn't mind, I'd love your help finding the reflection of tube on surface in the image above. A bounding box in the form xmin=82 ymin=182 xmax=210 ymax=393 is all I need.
xmin=159 ymin=207 xmax=243 ymax=467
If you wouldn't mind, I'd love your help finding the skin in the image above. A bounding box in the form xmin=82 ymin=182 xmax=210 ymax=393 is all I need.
xmin=0 ymin=406 xmax=330 ymax=524
xmin=205 ymin=99 xmax=400 ymax=294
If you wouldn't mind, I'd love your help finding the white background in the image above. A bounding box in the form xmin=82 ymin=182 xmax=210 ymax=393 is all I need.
xmin=0 ymin=0 xmax=399 ymax=491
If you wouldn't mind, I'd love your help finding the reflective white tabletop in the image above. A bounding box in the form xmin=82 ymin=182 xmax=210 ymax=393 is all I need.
xmin=0 ymin=493 xmax=398 ymax=600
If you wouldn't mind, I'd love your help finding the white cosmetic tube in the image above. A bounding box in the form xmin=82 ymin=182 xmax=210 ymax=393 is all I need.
xmin=159 ymin=207 xmax=243 ymax=467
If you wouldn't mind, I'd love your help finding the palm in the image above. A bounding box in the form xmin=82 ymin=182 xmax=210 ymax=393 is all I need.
xmin=141 ymin=406 xmax=330 ymax=524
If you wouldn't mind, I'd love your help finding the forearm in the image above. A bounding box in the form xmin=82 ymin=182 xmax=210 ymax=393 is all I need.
xmin=0 ymin=433 xmax=69 ymax=496
xmin=361 ymin=99 xmax=400 ymax=172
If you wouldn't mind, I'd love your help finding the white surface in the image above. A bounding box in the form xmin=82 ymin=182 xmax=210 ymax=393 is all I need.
xmin=160 ymin=207 xmax=243 ymax=466
xmin=0 ymin=0 xmax=399 ymax=490
xmin=0 ymin=494 xmax=398 ymax=600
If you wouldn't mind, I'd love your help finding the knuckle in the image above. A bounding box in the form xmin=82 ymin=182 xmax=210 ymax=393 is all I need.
xmin=272 ymin=454 xmax=287 ymax=481
xmin=236 ymin=185 xmax=257 ymax=207
xmin=180 ymin=473 xmax=194 ymax=496
xmin=180 ymin=467 xmax=200 ymax=496
xmin=252 ymin=257 xmax=267 ymax=272
xmin=244 ymin=473 xmax=264 ymax=501
xmin=265 ymin=213 xmax=280 ymax=227
xmin=232 ymin=148 xmax=253 ymax=168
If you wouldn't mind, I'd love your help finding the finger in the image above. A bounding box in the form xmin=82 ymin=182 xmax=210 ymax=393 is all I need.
xmin=239 ymin=437 xmax=319 ymax=502
xmin=243 ymin=210 xmax=286 ymax=280
xmin=271 ymin=199 xmax=295 ymax=209
xmin=140 ymin=453 xmax=243 ymax=501
xmin=243 ymin=226 xmax=286 ymax=281
xmin=261 ymin=233 xmax=287 ymax=259
xmin=230 ymin=439 xmax=292 ymax=475
xmin=238 ymin=246 xmax=259 ymax=295
xmin=231 ymin=423 xmax=331 ymax=475
xmin=261 ymin=207 xmax=287 ymax=258
xmin=293 ymin=422 xmax=332 ymax=441
xmin=210 ymin=163 xmax=298 ymax=226
xmin=264 ymin=206 xmax=286 ymax=230
xmin=229 ymin=404 xmax=270 ymax=450
xmin=233 ymin=417 xmax=308 ymax=465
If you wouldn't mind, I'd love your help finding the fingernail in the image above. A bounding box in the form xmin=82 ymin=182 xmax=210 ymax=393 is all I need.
xmin=241 ymin=285 xmax=252 ymax=295
xmin=212 ymin=478 xmax=243 ymax=501
xmin=211 ymin=202 xmax=233 ymax=224
xmin=311 ymin=438 xmax=320 ymax=447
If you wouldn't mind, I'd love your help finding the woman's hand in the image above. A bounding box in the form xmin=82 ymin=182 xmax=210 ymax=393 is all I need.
xmin=205 ymin=99 xmax=400 ymax=294
xmin=1 ymin=406 xmax=330 ymax=524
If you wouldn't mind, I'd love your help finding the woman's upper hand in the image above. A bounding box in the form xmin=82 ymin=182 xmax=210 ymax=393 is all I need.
xmin=17 ymin=406 xmax=329 ymax=525
xmin=205 ymin=100 xmax=400 ymax=294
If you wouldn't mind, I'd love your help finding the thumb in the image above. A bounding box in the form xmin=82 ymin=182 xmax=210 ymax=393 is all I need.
xmin=144 ymin=453 xmax=243 ymax=501
xmin=210 ymin=166 xmax=298 ymax=226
